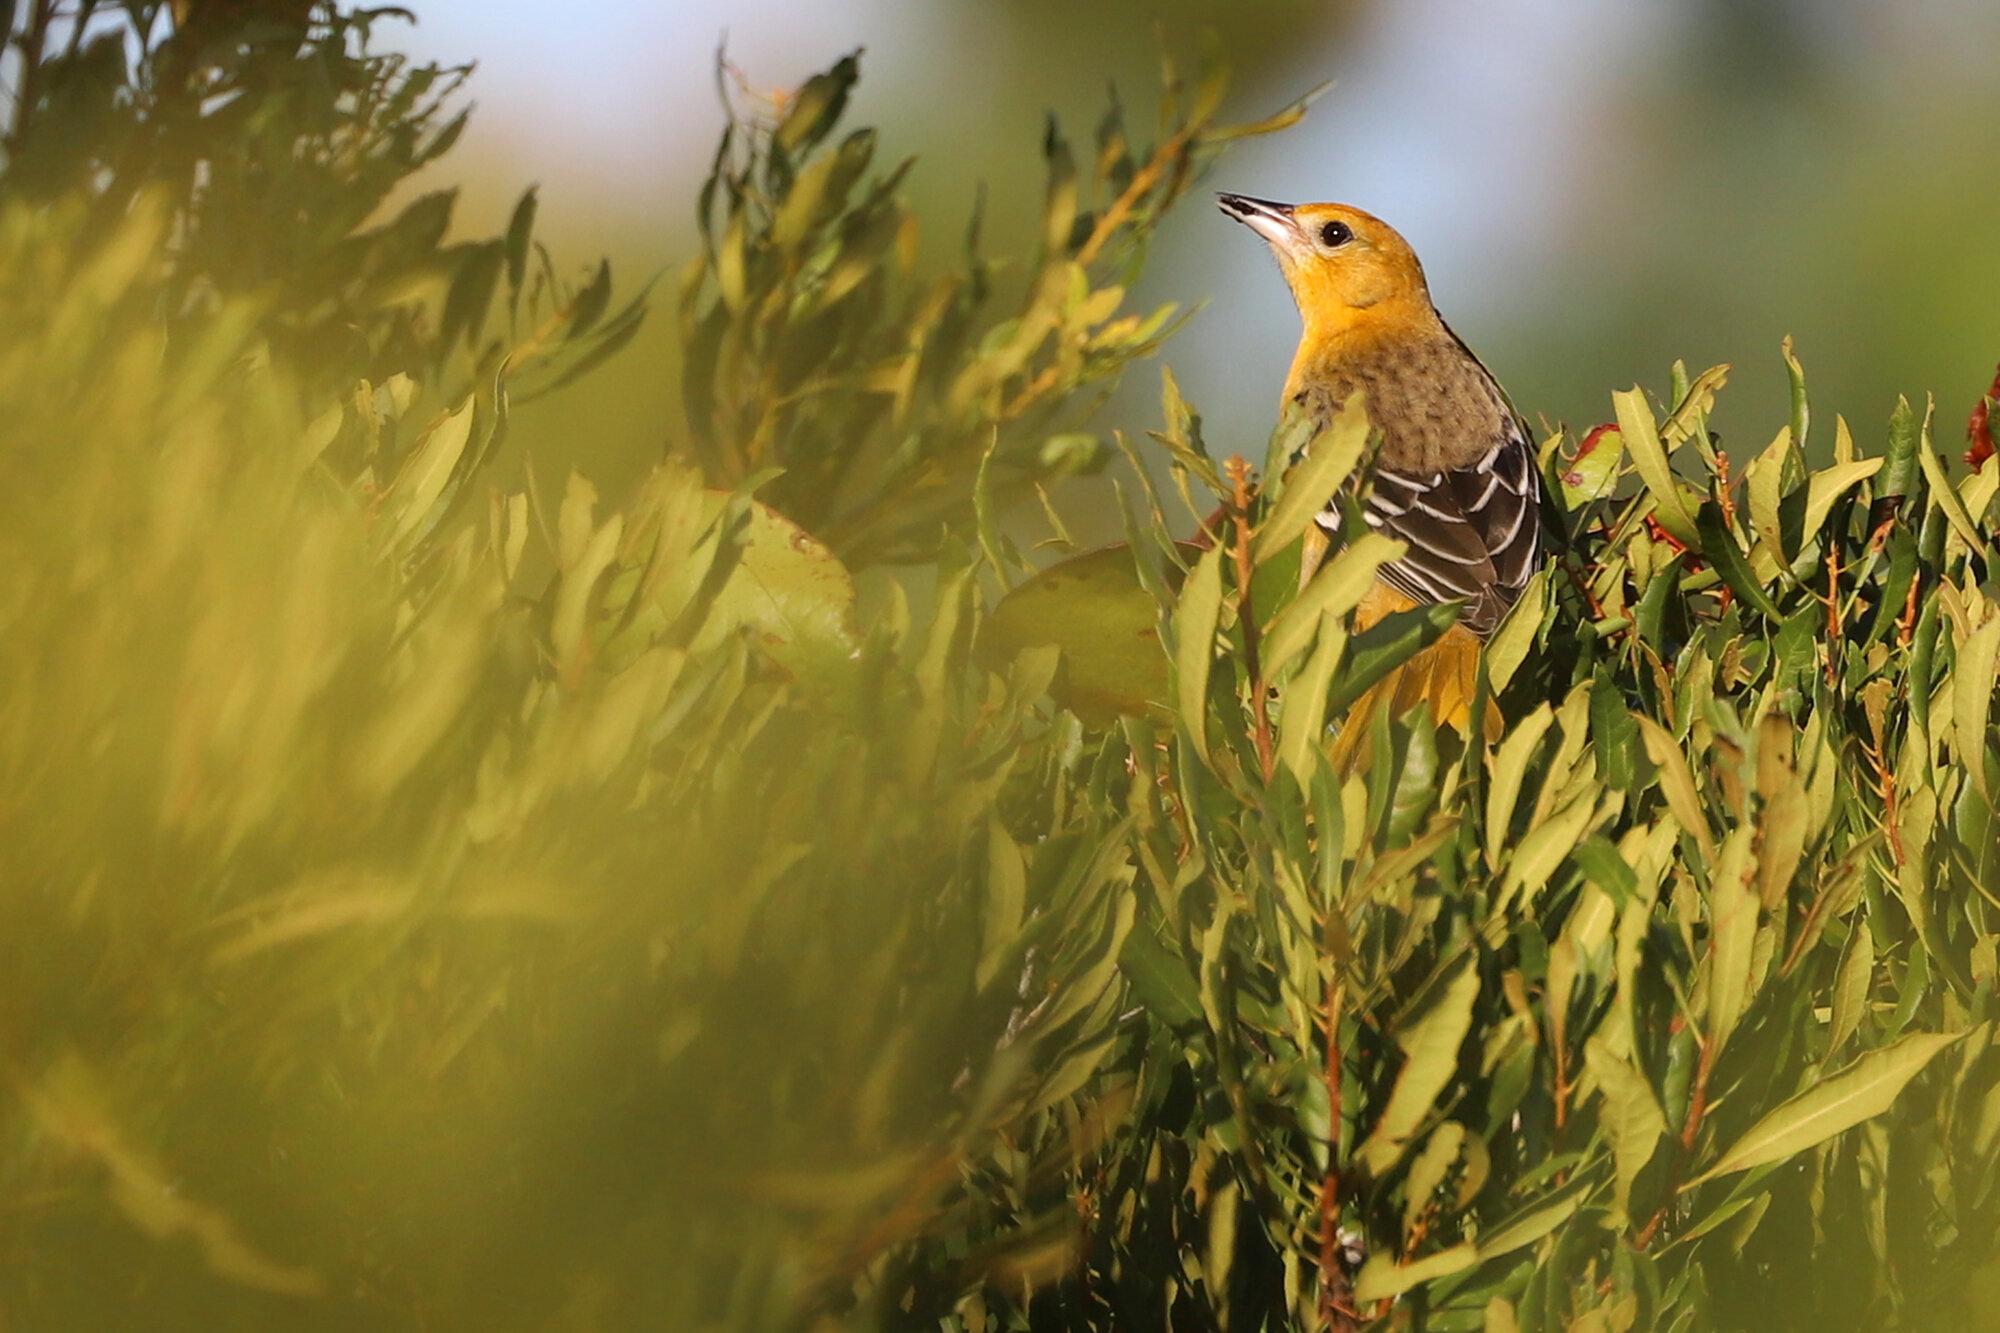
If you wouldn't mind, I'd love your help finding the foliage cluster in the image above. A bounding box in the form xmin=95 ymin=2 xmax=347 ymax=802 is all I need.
xmin=2 ymin=7 xmax=1999 ymax=1333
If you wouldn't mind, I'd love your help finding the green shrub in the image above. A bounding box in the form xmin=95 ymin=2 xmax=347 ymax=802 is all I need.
xmin=2 ymin=7 xmax=1997 ymax=1333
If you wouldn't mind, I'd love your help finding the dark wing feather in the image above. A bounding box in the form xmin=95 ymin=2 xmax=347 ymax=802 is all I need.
xmin=1318 ymin=418 xmax=1543 ymax=638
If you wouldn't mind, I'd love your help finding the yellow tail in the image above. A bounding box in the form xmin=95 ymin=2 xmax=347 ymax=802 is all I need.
xmin=1325 ymin=584 xmax=1501 ymax=774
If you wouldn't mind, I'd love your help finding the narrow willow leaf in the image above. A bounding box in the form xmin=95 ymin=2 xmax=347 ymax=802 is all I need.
xmin=1484 ymin=568 xmax=1547 ymax=694
xmin=1800 ymin=458 xmax=1883 ymax=547
xmin=1152 ymin=366 xmax=1224 ymax=495
xmin=1253 ymin=390 xmax=1369 ymax=562
xmin=383 ymin=397 xmax=476 ymax=548
xmin=1695 ymin=502 xmax=1781 ymax=620
xmin=1278 ymin=616 xmax=1346 ymax=782
xmin=1876 ymin=395 xmax=1922 ymax=515
xmin=1202 ymin=77 xmax=1333 ymax=141
xmin=1745 ymin=426 xmax=1794 ymax=559
xmin=1473 ymin=1183 xmax=1585 ymax=1260
xmin=1119 ymin=925 xmax=1202 ymax=1029
xmin=1485 ymin=704 xmax=1555 ymax=864
xmin=1954 ymin=608 xmax=2000 ymax=795
xmin=1688 ymin=1030 xmax=1966 ymax=1186
xmin=1757 ymin=779 xmax=1810 ymax=910
xmin=1828 ymin=921 xmax=1873 ymax=1055
xmin=1633 ymin=714 xmax=1715 ymax=860
xmin=978 ymin=820 xmax=1026 ymax=989
xmin=1205 ymin=1179 xmax=1239 ymax=1300
xmin=1403 ymin=1123 xmax=1468 ymax=1239
xmin=1264 ymin=532 xmax=1403 ymax=674
xmin=1584 ymin=1037 xmax=1666 ymax=1226
xmin=1782 ymin=334 xmax=1810 ymax=453
xmin=1174 ymin=545 xmax=1225 ymax=762
xmin=1496 ymin=789 xmax=1599 ymax=914
xmin=1706 ymin=827 xmax=1760 ymax=1054
xmin=1353 ymin=1243 xmax=1478 ymax=1303
xmin=1615 ymin=387 xmax=1699 ymax=544
xmin=1026 ymin=1030 xmax=1118 ymax=1115
xmin=1358 ymin=959 xmax=1480 ymax=1173
xmin=1661 ymin=363 xmax=1733 ymax=444
xmin=1919 ymin=417 xmax=1984 ymax=552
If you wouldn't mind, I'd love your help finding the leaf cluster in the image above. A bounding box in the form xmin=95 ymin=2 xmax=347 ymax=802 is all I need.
xmin=675 ymin=46 xmax=1320 ymax=566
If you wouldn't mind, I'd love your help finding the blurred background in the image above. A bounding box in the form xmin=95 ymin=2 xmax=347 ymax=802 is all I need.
xmin=399 ymin=0 xmax=2000 ymax=538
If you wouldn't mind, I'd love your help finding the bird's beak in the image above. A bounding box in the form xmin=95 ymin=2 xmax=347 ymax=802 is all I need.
xmin=1216 ymin=192 xmax=1303 ymax=250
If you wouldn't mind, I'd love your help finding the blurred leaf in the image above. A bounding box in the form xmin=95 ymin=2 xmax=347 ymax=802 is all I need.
xmin=1689 ymin=1031 xmax=1966 ymax=1185
xmin=1355 ymin=1243 xmax=1478 ymax=1303
xmin=981 ymin=543 xmax=1199 ymax=721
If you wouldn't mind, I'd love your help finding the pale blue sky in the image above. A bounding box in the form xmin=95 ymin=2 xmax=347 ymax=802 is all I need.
xmin=395 ymin=1 xmax=2000 ymax=495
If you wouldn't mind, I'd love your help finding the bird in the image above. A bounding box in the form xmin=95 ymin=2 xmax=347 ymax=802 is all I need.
xmin=1216 ymin=193 xmax=1543 ymax=763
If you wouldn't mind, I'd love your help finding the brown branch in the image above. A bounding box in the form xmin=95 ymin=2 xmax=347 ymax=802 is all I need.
xmin=1317 ymin=973 xmax=1359 ymax=1330
xmin=1897 ymin=571 xmax=1921 ymax=649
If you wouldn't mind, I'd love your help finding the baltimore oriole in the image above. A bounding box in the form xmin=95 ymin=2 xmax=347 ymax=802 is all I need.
xmin=1218 ymin=193 xmax=1542 ymax=764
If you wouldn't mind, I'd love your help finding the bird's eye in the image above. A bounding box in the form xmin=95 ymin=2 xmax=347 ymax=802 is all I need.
xmin=1318 ymin=220 xmax=1353 ymax=248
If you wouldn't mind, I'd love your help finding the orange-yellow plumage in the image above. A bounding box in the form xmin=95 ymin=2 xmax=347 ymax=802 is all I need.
xmin=1218 ymin=193 xmax=1542 ymax=767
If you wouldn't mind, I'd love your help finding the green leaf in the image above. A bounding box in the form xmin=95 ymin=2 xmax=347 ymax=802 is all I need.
xmin=1354 ymin=1243 xmax=1478 ymax=1303
xmin=1800 ymin=458 xmax=1883 ymax=548
xmin=1174 ymin=545 xmax=1226 ymax=762
xmin=1584 ymin=1037 xmax=1666 ymax=1226
xmin=1705 ymin=827 xmax=1759 ymax=1054
xmin=504 ymin=185 xmax=538 ymax=295
xmin=1954 ymin=610 xmax=2000 ymax=796
xmin=1278 ymin=617 xmax=1346 ymax=783
xmin=1202 ymin=77 xmax=1333 ymax=142
xmin=1828 ymin=920 xmax=1873 ymax=1055
xmin=1919 ymin=414 xmax=1984 ymax=552
xmin=1253 ymin=390 xmax=1370 ymax=563
xmin=1484 ymin=568 xmax=1546 ymax=693
xmin=1358 ymin=957 xmax=1480 ymax=1173
xmin=1474 ymin=1182 xmax=1586 ymax=1261
xmin=978 ymin=820 xmax=1027 ymax=990
xmin=1558 ymin=425 xmax=1626 ymax=510
xmin=1485 ymin=704 xmax=1555 ymax=864
xmin=1688 ymin=1030 xmax=1966 ymax=1186
xmin=1263 ymin=532 xmax=1403 ymax=675
xmin=1634 ymin=714 xmax=1715 ymax=860
xmin=380 ymin=396 xmax=476 ymax=549
xmin=774 ymin=52 xmax=860 ymax=154
xmin=1695 ymin=502 xmax=1781 ymax=621
xmin=1496 ymin=789 xmax=1599 ymax=914
xmin=1875 ymin=395 xmax=1922 ymax=514
xmin=1118 ymin=923 xmax=1202 ymax=1029
xmin=1615 ymin=387 xmax=1699 ymax=545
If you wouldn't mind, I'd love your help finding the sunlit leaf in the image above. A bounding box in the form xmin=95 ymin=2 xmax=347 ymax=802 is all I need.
xmin=1689 ymin=1031 xmax=1966 ymax=1185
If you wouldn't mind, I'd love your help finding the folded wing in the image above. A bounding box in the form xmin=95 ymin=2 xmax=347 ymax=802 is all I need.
xmin=1318 ymin=420 xmax=1542 ymax=638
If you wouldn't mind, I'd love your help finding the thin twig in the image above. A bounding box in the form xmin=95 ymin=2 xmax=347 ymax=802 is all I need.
xmin=1317 ymin=964 xmax=1358 ymax=1329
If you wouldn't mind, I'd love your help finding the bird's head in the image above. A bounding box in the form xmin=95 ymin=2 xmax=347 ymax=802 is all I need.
xmin=1216 ymin=194 xmax=1430 ymax=328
